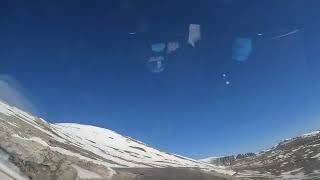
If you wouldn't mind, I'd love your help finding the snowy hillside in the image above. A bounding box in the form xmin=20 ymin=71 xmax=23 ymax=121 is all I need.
xmin=51 ymin=123 xmax=230 ymax=170
xmin=199 ymin=157 xmax=219 ymax=164
xmin=0 ymin=100 xmax=235 ymax=180
xmin=201 ymin=130 xmax=320 ymax=179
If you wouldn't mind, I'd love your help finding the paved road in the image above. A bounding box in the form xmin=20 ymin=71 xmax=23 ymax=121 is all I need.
xmin=113 ymin=168 xmax=237 ymax=180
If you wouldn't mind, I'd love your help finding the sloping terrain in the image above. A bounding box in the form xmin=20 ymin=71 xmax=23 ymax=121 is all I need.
xmin=201 ymin=131 xmax=320 ymax=179
xmin=0 ymin=100 xmax=235 ymax=180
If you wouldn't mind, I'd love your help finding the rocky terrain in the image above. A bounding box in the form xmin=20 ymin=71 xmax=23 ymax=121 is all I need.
xmin=2 ymin=98 xmax=319 ymax=180
xmin=201 ymin=131 xmax=320 ymax=179
xmin=0 ymin=100 xmax=235 ymax=180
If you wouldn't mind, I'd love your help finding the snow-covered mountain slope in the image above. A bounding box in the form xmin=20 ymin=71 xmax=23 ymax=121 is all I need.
xmin=0 ymin=100 xmax=235 ymax=180
xmin=201 ymin=131 xmax=320 ymax=179
xmin=199 ymin=157 xmax=219 ymax=164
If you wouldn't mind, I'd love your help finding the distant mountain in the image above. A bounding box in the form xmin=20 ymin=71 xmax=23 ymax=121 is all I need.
xmin=200 ymin=131 xmax=320 ymax=179
xmin=0 ymin=100 xmax=235 ymax=180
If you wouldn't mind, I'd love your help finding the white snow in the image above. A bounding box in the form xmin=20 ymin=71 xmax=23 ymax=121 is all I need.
xmin=311 ymin=153 xmax=320 ymax=159
xmin=52 ymin=123 xmax=234 ymax=175
xmin=302 ymin=131 xmax=320 ymax=137
xmin=0 ymin=100 xmax=235 ymax=176
xmin=199 ymin=157 xmax=218 ymax=163
xmin=0 ymin=101 xmax=65 ymax=142
xmin=280 ymin=162 xmax=289 ymax=167
xmin=310 ymin=170 xmax=320 ymax=175
xmin=255 ymin=130 xmax=320 ymax=156
xmin=0 ymin=102 xmax=15 ymax=116
xmin=11 ymin=134 xmax=121 ymax=168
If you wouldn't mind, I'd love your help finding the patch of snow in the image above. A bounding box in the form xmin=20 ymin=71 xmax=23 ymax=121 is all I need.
xmin=277 ymin=153 xmax=291 ymax=159
xmin=311 ymin=170 xmax=320 ymax=174
xmin=12 ymin=134 xmax=124 ymax=168
xmin=199 ymin=157 xmax=218 ymax=163
xmin=302 ymin=131 xmax=320 ymax=137
xmin=0 ymin=102 xmax=15 ymax=116
xmin=52 ymin=123 xmax=235 ymax=175
xmin=256 ymin=130 xmax=319 ymax=156
xmin=51 ymin=146 xmax=137 ymax=167
xmin=311 ymin=153 xmax=320 ymax=159
xmin=292 ymin=146 xmax=303 ymax=152
xmin=309 ymin=144 xmax=320 ymax=147
xmin=0 ymin=101 xmax=61 ymax=140
xmin=281 ymin=162 xmax=288 ymax=167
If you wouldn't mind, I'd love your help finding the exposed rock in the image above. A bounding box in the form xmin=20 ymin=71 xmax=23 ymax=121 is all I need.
xmin=235 ymin=153 xmax=256 ymax=159
xmin=206 ymin=156 xmax=236 ymax=166
xmin=202 ymin=131 xmax=320 ymax=179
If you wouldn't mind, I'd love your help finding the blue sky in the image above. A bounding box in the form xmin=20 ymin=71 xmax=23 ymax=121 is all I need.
xmin=1 ymin=0 xmax=320 ymax=159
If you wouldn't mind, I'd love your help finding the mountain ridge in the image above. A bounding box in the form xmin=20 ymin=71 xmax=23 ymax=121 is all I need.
xmin=0 ymin=100 xmax=235 ymax=180
xmin=200 ymin=130 xmax=320 ymax=179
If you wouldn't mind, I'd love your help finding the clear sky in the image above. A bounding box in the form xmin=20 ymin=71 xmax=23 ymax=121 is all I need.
xmin=1 ymin=0 xmax=320 ymax=159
